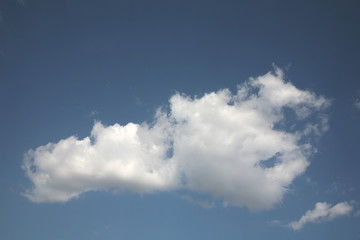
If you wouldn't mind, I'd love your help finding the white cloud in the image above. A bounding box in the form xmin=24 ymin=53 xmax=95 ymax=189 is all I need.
xmin=180 ymin=195 xmax=215 ymax=209
xmin=16 ymin=0 xmax=27 ymax=6
xmin=89 ymin=110 xmax=99 ymax=117
xmin=22 ymin=68 xmax=330 ymax=210
xmin=354 ymin=98 xmax=360 ymax=109
xmin=288 ymin=201 xmax=354 ymax=230
xmin=23 ymin=120 xmax=178 ymax=202
xmin=355 ymin=210 xmax=360 ymax=217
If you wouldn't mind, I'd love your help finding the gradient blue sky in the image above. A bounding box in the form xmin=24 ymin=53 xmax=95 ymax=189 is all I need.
xmin=1 ymin=0 xmax=360 ymax=239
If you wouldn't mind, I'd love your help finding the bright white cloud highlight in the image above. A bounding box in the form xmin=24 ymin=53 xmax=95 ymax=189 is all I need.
xmin=22 ymin=68 xmax=330 ymax=210
xmin=288 ymin=201 xmax=354 ymax=230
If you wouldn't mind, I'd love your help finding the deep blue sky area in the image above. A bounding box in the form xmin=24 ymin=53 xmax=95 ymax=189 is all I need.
xmin=1 ymin=1 xmax=360 ymax=239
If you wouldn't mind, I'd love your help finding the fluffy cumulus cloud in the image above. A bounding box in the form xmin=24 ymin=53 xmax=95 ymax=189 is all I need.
xmin=22 ymin=68 xmax=330 ymax=210
xmin=288 ymin=201 xmax=354 ymax=230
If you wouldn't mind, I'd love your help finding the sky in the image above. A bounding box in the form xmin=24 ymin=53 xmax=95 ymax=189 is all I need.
xmin=1 ymin=0 xmax=360 ymax=239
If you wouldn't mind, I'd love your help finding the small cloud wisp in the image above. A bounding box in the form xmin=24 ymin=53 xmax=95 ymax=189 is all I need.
xmin=288 ymin=201 xmax=354 ymax=230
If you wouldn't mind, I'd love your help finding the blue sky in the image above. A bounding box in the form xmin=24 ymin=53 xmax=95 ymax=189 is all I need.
xmin=1 ymin=0 xmax=360 ymax=239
